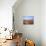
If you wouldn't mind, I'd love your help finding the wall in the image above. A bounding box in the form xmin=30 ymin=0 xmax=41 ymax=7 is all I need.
xmin=41 ymin=0 xmax=46 ymax=46
xmin=0 ymin=0 xmax=16 ymax=30
xmin=13 ymin=0 xmax=41 ymax=46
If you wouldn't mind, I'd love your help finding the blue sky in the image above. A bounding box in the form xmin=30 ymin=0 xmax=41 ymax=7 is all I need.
xmin=23 ymin=16 xmax=34 ymax=20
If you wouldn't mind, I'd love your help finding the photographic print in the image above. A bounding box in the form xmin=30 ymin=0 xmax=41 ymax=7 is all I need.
xmin=23 ymin=16 xmax=34 ymax=25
